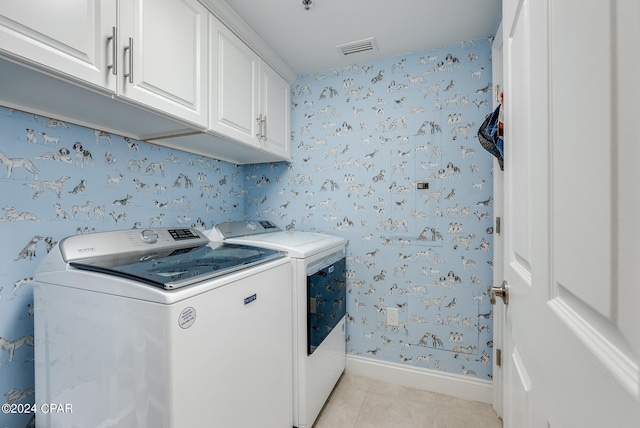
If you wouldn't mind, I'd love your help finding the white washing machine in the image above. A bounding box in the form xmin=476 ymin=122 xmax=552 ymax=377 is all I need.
xmin=208 ymin=220 xmax=347 ymax=428
xmin=34 ymin=227 xmax=292 ymax=428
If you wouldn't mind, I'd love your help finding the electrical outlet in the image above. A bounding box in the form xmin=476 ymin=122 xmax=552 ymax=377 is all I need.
xmin=387 ymin=307 xmax=399 ymax=327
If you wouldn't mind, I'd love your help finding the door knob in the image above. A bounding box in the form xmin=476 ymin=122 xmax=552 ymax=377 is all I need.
xmin=488 ymin=281 xmax=509 ymax=305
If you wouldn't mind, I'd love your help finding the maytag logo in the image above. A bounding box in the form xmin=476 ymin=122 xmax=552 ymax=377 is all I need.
xmin=77 ymin=247 xmax=96 ymax=253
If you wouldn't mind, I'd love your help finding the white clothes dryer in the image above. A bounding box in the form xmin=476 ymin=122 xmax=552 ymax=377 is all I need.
xmin=208 ymin=220 xmax=347 ymax=428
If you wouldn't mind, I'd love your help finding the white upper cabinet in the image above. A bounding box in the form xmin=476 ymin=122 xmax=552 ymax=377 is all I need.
xmin=118 ymin=0 xmax=209 ymax=128
xmin=0 ymin=0 xmax=208 ymax=129
xmin=209 ymin=18 xmax=290 ymax=159
xmin=0 ymin=0 xmax=117 ymax=91
xmin=260 ymin=63 xmax=291 ymax=159
xmin=210 ymin=19 xmax=260 ymax=146
xmin=0 ymin=0 xmax=291 ymax=163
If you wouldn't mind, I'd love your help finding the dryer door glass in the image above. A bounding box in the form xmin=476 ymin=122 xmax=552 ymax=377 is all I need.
xmin=307 ymin=257 xmax=346 ymax=355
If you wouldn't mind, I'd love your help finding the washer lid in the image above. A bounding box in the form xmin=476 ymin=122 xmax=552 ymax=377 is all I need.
xmin=68 ymin=241 xmax=285 ymax=290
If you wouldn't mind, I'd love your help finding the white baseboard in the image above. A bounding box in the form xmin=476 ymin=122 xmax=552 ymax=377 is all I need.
xmin=345 ymin=355 xmax=493 ymax=404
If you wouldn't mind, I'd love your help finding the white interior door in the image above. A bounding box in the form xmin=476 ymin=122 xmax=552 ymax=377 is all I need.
xmin=500 ymin=0 xmax=640 ymax=427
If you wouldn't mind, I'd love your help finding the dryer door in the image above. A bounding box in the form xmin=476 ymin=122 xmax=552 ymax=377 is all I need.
xmin=307 ymin=256 xmax=346 ymax=355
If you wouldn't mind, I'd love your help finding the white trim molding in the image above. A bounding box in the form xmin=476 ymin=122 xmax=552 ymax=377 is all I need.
xmin=346 ymin=355 xmax=493 ymax=404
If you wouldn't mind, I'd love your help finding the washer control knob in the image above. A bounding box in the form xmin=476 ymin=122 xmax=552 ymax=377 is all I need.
xmin=140 ymin=229 xmax=159 ymax=244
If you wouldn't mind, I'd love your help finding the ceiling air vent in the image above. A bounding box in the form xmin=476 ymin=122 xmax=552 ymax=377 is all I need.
xmin=336 ymin=37 xmax=378 ymax=56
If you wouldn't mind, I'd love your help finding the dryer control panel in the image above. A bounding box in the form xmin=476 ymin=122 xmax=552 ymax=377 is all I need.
xmin=213 ymin=220 xmax=282 ymax=240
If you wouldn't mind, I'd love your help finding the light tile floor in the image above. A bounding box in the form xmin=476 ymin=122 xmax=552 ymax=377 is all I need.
xmin=313 ymin=374 xmax=502 ymax=428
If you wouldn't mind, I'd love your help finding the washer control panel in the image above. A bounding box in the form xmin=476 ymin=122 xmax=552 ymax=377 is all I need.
xmin=59 ymin=228 xmax=207 ymax=262
xmin=140 ymin=229 xmax=159 ymax=244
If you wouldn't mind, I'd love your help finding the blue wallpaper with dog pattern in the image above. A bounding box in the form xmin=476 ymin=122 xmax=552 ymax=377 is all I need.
xmin=0 ymin=36 xmax=494 ymax=428
xmin=0 ymin=106 xmax=243 ymax=427
xmin=245 ymin=37 xmax=495 ymax=380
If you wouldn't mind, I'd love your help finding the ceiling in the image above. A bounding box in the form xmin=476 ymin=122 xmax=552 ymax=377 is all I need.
xmin=222 ymin=0 xmax=502 ymax=75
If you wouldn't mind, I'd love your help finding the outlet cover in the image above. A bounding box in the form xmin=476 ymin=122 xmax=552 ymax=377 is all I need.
xmin=387 ymin=307 xmax=399 ymax=326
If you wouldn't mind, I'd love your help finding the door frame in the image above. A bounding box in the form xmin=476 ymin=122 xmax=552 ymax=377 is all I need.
xmin=490 ymin=19 xmax=505 ymax=420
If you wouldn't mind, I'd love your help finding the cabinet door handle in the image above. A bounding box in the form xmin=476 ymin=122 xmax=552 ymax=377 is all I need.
xmin=262 ymin=115 xmax=267 ymax=141
xmin=123 ymin=37 xmax=133 ymax=84
xmin=107 ymin=26 xmax=117 ymax=75
xmin=256 ymin=114 xmax=264 ymax=139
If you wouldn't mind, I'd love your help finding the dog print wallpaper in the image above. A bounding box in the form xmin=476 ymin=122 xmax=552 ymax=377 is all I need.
xmin=1 ymin=36 xmax=494 ymax=428
xmin=0 ymin=106 xmax=243 ymax=427
xmin=245 ymin=37 xmax=495 ymax=380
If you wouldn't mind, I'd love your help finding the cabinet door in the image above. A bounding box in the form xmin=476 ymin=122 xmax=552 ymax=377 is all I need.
xmin=209 ymin=17 xmax=260 ymax=148
xmin=0 ymin=0 xmax=116 ymax=91
xmin=118 ymin=0 xmax=208 ymax=128
xmin=260 ymin=64 xmax=291 ymax=159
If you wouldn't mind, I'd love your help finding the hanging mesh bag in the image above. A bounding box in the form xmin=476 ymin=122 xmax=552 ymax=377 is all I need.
xmin=477 ymin=105 xmax=504 ymax=170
